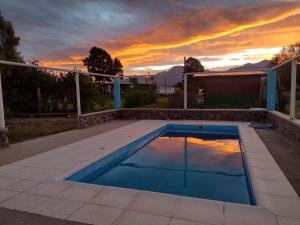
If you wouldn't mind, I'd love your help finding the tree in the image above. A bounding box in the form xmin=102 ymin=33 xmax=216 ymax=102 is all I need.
xmin=112 ymin=58 xmax=123 ymax=78
xmin=0 ymin=11 xmax=22 ymax=62
xmin=83 ymin=47 xmax=123 ymax=82
xmin=270 ymin=42 xmax=300 ymax=111
xmin=184 ymin=57 xmax=205 ymax=93
xmin=270 ymin=42 xmax=300 ymax=88
xmin=185 ymin=57 xmax=204 ymax=73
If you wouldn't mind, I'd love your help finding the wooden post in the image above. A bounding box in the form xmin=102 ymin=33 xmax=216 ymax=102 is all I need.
xmin=183 ymin=57 xmax=187 ymax=109
xmin=37 ymin=87 xmax=42 ymax=114
xmin=0 ymin=71 xmax=5 ymax=129
xmin=290 ymin=60 xmax=297 ymax=119
xmin=75 ymin=71 xmax=81 ymax=128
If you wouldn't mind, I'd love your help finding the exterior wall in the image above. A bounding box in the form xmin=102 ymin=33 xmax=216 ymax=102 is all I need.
xmin=78 ymin=110 xmax=119 ymax=129
xmin=0 ymin=128 xmax=9 ymax=148
xmin=195 ymin=75 xmax=264 ymax=106
xmin=266 ymin=111 xmax=300 ymax=149
xmin=119 ymin=109 xmax=266 ymax=121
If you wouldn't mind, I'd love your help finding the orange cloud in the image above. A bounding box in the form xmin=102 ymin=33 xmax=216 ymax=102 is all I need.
xmin=40 ymin=2 xmax=300 ymax=72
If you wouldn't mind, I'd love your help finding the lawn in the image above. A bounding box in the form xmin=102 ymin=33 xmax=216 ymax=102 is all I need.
xmin=6 ymin=117 xmax=76 ymax=143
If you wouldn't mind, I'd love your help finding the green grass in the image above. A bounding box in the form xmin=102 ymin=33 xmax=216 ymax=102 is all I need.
xmin=6 ymin=118 xmax=76 ymax=143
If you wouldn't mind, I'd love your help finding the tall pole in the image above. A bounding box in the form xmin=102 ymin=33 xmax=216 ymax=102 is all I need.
xmin=114 ymin=77 xmax=121 ymax=109
xmin=290 ymin=60 xmax=297 ymax=119
xmin=0 ymin=72 xmax=5 ymax=129
xmin=75 ymin=70 xmax=81 ymax=127
xmin=183 ymin=57 xmax=187 ymax=109
xmin=266 ymin=69 xmax=276 ymax=111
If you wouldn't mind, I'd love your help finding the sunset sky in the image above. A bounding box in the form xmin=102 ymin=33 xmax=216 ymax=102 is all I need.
xmin=1 ymin=0 xmax=300 ymax=74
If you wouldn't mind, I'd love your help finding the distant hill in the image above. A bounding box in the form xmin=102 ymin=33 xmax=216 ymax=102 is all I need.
xmin=151 ymin=60 xmax=271 ymax=87
xmin=153 ymin=66 xmax=184 ymax=87
xmin=228 ymin=60 xmax=271 ymax=71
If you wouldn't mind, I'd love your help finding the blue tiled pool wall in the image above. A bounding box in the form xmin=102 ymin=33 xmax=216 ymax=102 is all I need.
xmin=66 ymin=124 xmax=167 ymax=182
xmin=66 ymin=124 xmax=239 ymax=182
xmin=66 ymin=124 xmax=255 ymax=205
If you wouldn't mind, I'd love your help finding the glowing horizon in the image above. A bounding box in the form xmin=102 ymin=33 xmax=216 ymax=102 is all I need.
xmin=2 ymin=0 xmax=300 ymax=74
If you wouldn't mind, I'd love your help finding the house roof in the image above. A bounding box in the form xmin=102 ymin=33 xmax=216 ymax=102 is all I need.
xmin=193 ymin=70 xmax=267 ymax=78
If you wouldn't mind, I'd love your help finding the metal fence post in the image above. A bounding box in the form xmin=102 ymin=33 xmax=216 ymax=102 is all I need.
xmin=0 ymin=72 xmax=5 ymax=129
xmin=267 ymin=69 xmax=276 ymax=110
xmin=75 ymin=70 xmax=81 ymax=127
xmin=290 ymin=60 xmax=297 ymax=119
xmin=184 ymin=74 xmax=187 ymax=109
xmin=114 ymin=77 xmax=121 ymax=109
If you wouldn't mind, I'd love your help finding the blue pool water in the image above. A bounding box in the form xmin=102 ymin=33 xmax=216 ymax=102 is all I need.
xmin=67 ymin=124 xmax=255 ymax=205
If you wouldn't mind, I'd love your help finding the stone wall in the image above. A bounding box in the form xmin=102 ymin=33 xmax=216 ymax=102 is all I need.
xmin=119 ymin=108 xmax=267 ymax=122
xmin=78 ymin=109 xmax=119 ymax=129
xmin=0 ymin=128 xmax=9 ymax=148
xmin=266 ymin=111 xmax=300 ymax=149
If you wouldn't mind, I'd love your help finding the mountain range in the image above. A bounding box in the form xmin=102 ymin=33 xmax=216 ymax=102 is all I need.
xmin=152 ymin=60 xmax=271 ymax=87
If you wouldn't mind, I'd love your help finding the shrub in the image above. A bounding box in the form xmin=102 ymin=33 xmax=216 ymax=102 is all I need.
xmin=124 ymin=90 xmax=156 ymax=108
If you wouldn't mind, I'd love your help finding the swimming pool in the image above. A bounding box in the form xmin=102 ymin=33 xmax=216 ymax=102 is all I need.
xmin=67 ymin=124 xmax=255 ymax=205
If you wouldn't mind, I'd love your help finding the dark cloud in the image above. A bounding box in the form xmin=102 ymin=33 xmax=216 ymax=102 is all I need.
xmin=0 ymin=0 xmax=299 ymax=71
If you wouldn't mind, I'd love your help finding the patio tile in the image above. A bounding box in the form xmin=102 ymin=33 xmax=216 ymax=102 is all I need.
xmin=4 ymin=167 xmax=61 ymax=181
xmin=35 ymin=158 xmax=82 ymax=171
xmin=0 ymin=189 xmax=18 ymax=202
xmin=0 ymin=164 xmax=23 ymax=176
xmin=0 ymin=193 xmax=48 ymax=212
xmin=277 ymin=216 xmax=300 ymax=225
xmin=5 ymin=179 xmax=40 ymax=192
xmin=130 ymin=192 xmax=179 ymax=216
xmin=116 ymin=210 xmax=170 ymax=225
xmin=224 ymin=203 xmax=277 ymax=225
xmin=257 ymin=192 xmax=300 ymax=218
xmin=68 ymin=203 xmax=123 ymax=225
xmin=57 ymin=183 xmax=102 ymax=202
xmin=89 ymin=187 xmax=137 ymax=209
xmin=253 ymin=178 xmax=298 ymax=198
xmin=169 ymin=218 xmax=209 ymax=225
xmin=32 ymin=197 xmax=83 ymax=219
xmin=248 ymin=160 xmax=280 ymax=171
xmin=250 ymin=167 xmax=287 ymax=182
xmin=246 ymin=152 xmax=274 ymax=161
xmin=25 ymin=180 xmax=71 ymax=197
xmin=15 ymin=152 xmax=57 ymax=167
xmin=0 ymin=177 xmax=21 ymax=189
xmin=173 ymin=197 xmax=223 ymax=225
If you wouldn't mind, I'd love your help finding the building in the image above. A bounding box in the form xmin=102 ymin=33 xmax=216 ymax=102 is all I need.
xmin=193 ymin=71 xmax=267 ymax=107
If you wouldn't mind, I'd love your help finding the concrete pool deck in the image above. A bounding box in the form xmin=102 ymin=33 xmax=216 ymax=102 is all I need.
xmin=0 ymin=120 xmax=299 ymax=225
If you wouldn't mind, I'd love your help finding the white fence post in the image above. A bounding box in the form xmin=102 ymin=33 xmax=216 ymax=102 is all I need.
xmin=290 ymin=60 xmax=297 ymax=119
xmin=0 ymin=71 xmax=5 ymax=129
xmin=75 ymin=70 xmax=81 ymax=127
xmin=184 ymin=74 xmax=187 ymax=109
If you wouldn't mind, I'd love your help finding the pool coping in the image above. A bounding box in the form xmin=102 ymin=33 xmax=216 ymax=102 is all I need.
xmin=0 ymin=120 xmax=299 ymax=225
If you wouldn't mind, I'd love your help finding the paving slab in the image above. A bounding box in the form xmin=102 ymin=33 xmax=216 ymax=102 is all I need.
xmin=68 ymin=203 xmax=123 ymax=225
xmin=0 ymin=207 xmax=90 ymax=225
xmin=130 ymin=191 xmax=179 ymax=217
xmin=0 ymin=193 xmax=48 ymax=212
xmin=89 ymin=186 xmax=137 ymax=209
xmin=115 ymin=210 xmax=170 ymax=225
xmin=0 ymin=120 xmax=136 ymax=166
xmin=32 ymin=197 xmax=83 ymax=219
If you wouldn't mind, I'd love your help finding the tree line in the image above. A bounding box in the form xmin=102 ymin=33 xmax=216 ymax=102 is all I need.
xmin=0 ymin=12 xmax=123 ymax=114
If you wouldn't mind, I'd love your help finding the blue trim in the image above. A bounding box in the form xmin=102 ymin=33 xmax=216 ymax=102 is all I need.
xmin=114 ymin=78 xmax=121 ymax=109
xmin=267 ymin=69 xmax=276 ymax=110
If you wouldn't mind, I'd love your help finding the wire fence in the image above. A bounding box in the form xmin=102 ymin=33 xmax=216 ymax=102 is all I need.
xmin=0 ymin=61 xmax=118 ymax=143
xmin=0 ymin=55 xmax=299 ymax=144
